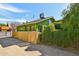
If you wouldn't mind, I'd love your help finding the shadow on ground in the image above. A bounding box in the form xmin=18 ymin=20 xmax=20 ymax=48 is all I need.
xmin=0 ymin=37 xmax=78 ymax=56
xmin=0 ymin=37 xmax=30 ymax=47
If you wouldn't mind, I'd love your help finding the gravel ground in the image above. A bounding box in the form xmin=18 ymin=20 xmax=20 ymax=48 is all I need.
xmin=0 ymin=37 xmax=78 ymax=56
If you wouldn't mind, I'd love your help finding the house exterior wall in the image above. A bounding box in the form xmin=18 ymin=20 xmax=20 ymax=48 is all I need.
xmin=17 ymin=18 xmax=52 ymax=32
xmin=17 ymin=25 xmax=26 ymax=31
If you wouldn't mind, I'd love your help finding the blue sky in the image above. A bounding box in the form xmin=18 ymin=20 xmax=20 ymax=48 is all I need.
xmin=0 ymin=3 xmax=69 ymax=23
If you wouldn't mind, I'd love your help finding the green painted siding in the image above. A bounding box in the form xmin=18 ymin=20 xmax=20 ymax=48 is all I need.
xmin=17 ymin=25 xmax=26 ymax=31
xmin=17 ymin=18 xmax=53 ymax=32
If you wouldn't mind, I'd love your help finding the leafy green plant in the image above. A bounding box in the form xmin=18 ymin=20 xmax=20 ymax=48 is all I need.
xmin=39 ymin=3 xmax=79 ymax=51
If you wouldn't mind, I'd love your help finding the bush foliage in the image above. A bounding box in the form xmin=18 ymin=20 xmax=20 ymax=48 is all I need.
xmin=40 ymin=29 xmax=79 ymax=49
xmin=40 ymin=4 xmax=79 ymax=50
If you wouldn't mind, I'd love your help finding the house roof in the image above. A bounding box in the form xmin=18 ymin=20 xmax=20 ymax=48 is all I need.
xmin=27 ymin=17 xmax=53 ymax=25
xmin=18 ymin=17 xmax=54 ymax=27
xmin=0 ymin=26 xmax=10 ymax=30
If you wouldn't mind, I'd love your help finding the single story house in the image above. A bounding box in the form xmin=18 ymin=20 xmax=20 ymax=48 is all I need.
xmin=17 ymin=17 xmax=55 ymax=32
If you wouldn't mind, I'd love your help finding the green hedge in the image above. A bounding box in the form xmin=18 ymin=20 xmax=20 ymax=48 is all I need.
xmin=40 ymin=29 xmax=79 ymax=49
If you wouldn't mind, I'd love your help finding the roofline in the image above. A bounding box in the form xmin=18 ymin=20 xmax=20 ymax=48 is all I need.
xmin=27 ymin=17 xmax=53 ymax=24
xmin=17 ymin=16 xmax=54 ymax=27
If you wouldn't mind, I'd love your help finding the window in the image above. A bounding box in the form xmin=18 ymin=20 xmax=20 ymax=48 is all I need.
xmin=38 ymin=25 xmax=42 ymax=32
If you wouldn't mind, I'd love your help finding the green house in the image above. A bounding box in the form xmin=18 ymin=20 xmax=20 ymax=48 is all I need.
xmin=17 ymin=17 xmax=55 ymax=32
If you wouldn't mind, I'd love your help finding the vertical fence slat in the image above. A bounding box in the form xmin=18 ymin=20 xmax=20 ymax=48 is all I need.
xmin=12 ymin=31 xmax=39 ymax=44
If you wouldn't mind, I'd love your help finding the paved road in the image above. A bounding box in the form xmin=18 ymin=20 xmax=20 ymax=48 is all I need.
xmin=0 ymin=37 xmax=78 ymax=56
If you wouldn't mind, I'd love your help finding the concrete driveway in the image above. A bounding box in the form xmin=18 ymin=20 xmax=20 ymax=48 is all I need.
xmin=0 ymin=37 xmax=30 ymax=47
xmin=0 ymin=37 xmax=78 ymax=56
xmin=26 ymin=44 xmax=79 ymax=56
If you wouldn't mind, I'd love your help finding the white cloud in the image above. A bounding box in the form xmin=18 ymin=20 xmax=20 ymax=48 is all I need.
xmin=17 ymin=19 xmax=26 ymax=22
xmin=0 ymin=18 xmax=10 ymax=22
xmin=0 ymin=18 xmax=26 ymax=22
xmin=0 ymin=4 xmax=26 ymax=13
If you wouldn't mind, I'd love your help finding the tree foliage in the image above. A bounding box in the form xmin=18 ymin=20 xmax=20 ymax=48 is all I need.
xmin=62 ymin=3 xmax=79 ymax=31
xmin=0 ymin=23 xmax=7 ymax=26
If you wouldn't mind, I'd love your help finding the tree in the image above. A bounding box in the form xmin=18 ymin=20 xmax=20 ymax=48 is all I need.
xmin=62 ymin=3 xmax=79 ymax=31
xmin=6 ymin=23 xmax=8 ymax=26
